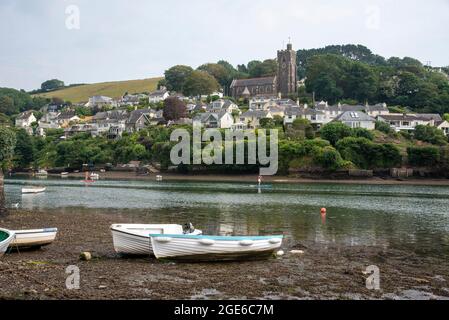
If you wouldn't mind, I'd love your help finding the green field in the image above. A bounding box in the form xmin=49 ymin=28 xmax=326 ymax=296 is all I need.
xmin=34 ymin=77 xmax=162 ymax=103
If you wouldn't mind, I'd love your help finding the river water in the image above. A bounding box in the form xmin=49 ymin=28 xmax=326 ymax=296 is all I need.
xmin=4 ymin=177 xmax=449 ymax=257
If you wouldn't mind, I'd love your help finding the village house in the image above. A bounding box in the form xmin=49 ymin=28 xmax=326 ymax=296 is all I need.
xmin=377 ymin=113 xmax=438 ymax=131
xmin=126 ymin=109 xmax=153 ymax=133
xmin=15 ymin=110 xmax=36 ymax=129
xmin=240 ymin=110 xmax=273 ymax=128
xmin=56 ymin=111 xmax=80 ymax=127
xmin=148 ymin=89 xmax=169 ymax=104
xmin=436 ymin=120 xmax=449 ymax=136
xmin=334 ymin=111 xmax=376 ymax=130
xmin=85 ymin=95 xmax=117 ymax=108
xmin=207 ymin=99 xmax=240 ymax=114
xmin=120 ymin=94 xmax=147 ymax=106
xmin=92 ymin=110 xmax=128 ymax=136
xmin=194 ymin=111 xmax=234 ymax=129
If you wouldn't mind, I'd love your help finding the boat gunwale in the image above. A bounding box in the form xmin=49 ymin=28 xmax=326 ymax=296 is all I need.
xmin=149 ymin=234 xmax=284 ymax=241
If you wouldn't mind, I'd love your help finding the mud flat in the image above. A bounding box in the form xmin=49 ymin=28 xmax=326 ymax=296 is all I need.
xmin=1 ymin=210 xmax=449 ymax=300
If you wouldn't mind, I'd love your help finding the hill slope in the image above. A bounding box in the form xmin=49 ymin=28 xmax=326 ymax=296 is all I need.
xmin=34 ymin=77 xmax=162 ymax=103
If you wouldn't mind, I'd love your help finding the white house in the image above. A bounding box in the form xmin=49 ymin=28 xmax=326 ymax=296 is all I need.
xmin=148 ymin=89 xmax=169 ymax=103
xmin=377 ymin=114 xmax=434 ymax=131
xmin=56 ymin=111 xmax=80 ymax=127
xmin=240 ymin=110 xmax=273 ymax=128
xmin=334 ymin=111 xmax=376 ymax=130
xmin=85 ymin=96 xmax=117 ymax=108
xmin=208 ymin=99 xmax=240 ymax=114
xmin=436 ymin=120 xmax=449 ymax=136
xmin=194 ymin=111 xmax=234 ymax=129
xmin=15 ymin=111 xmax=36 ymax=129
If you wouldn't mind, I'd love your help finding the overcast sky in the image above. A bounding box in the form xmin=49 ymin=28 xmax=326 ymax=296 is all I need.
xmin=1 ymin=0 xmax=448 ymax=91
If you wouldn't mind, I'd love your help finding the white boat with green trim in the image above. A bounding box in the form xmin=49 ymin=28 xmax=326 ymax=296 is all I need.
xmin=111 ymin=224 xmax=202 ymax=256
xmin=150 ymin=234 xmax=284 ymax=262
xmin=0 ymin=228 xmax=15 ymax=257
xmin=22 ymin=186 xmax=46 ymax=194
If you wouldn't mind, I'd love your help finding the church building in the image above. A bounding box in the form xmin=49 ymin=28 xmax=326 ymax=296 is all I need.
xmin=230 ymin=43 xmax=298 ymax=99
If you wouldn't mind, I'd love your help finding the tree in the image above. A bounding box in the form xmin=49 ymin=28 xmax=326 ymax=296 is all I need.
xmin=259 ymin=118 xmax=276 ymax=129
xmin=13 ymin=129 xmax=35 ymax=169
xmin=248 ymin=59 xmax=278 ymax=78
xmin=197 ymin=63 xmax=230 ymax=87
xmin=375 ymin=121 xmax=393 ymax=134
xmin=0 ymin=96 xmax=16 ymax=115
xmin=414 ymin=125 xmax=447 ymax=145
xmin=182 ymin=70 xmax=220 ymax=97
xmin=320 ymin=122 xmax=353 ymax=146
xmin=164 ymin=65 xmax=194 ymax=92
xmin=0 ymin=126 xmax=16 ymax=215
xmin=286 ymin=118 xmax=315 ymax=140
xmin=407 ymin=146 xmax=440 ymax=167
xmin=163 ymin=97 xmax=187 ymax=121
xmin=41 ymin=79 xmax=65 ymax=92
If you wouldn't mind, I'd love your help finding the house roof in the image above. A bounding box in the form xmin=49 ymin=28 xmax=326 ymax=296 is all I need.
xmin=241 ymin=110 xmax=271 ymax=118
xmin=335 ymin=111 xmax=375 ymax=122
xmin=16 ymin=110 xmax=35 ymax=120
xmin=93 ymin=110 xmax=128 ymax=121
xmin=57 ymin=111 xmax=78 ymax=120
xmin=149 ymin=89 xmax=168 ymax=97
xmin=127 ymin=109 xmax=151 ymax=124
xmin=231 ymin=76 xmax=276 ymax=88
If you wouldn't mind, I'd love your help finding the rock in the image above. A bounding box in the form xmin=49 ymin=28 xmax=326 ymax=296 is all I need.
xmin=276 ymin=250 xmax=285 ymax=257
xmin=290 ymin=250 xmax=304 ymax=255
xmin=80 ymin=252 xmax=92 ymax=261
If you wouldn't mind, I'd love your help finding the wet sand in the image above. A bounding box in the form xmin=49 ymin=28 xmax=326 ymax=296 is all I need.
xmin=1 ymin=210 xmax=449 ymax=300
xmin=39 ymin=171 xmax=449 ymax=186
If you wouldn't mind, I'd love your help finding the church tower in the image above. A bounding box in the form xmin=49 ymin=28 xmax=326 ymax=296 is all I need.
xmin=277 ymin=42 xmax=297 ymax=98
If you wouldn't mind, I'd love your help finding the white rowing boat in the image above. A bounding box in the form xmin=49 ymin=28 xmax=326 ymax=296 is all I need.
xmin=150 ymin=234 xmax=284 ymax=262
xmin=90 ymin=173 xmax=100 ymax=180
xmin=111 ymin=224 xmax=202 ymax=256
xmin=9 ymin=228 xmax=58 ymax=249
xmin=22 ymin=187 xmax=46 ymax=194
xmin=0 ymin=228 xmax=15 ymax=257
xmin=35 ymin=169 xmax=48 ymax=176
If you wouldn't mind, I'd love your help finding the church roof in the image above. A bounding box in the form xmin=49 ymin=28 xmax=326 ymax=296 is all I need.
xmin=230 ymin=76 xmax=276 ymax=88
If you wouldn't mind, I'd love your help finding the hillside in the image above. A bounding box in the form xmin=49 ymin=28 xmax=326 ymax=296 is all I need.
xmin=34 ymin=77 xmax=162 ymax=103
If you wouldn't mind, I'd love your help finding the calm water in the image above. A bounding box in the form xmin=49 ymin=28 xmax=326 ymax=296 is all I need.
xmin=4 ymin=176 xmax=449 ymax=257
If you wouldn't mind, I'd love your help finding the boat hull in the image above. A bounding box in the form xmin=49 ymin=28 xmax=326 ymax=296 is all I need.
xmin=150 ymin=235 xmax=283 ymax=262
xmin=22 ymin=187 xmax=46 ymax=194
xmin=111 ymin=224 xmax=202 ymax=256
xmin=10 ymin=228 xmax=58 ymax=249
xmin=0 ymin=229 xmax=15 ymax=257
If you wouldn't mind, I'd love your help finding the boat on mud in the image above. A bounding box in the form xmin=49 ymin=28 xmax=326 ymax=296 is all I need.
xmin=0 ymin=229 xmax=15 ymax=257
xmin=111 ymin=223 xmax=202 ymax=256
xmin=149 ymin=234 xmax=284 ymax=262
xmin=9 ymin=228 xmax=58 ymax=250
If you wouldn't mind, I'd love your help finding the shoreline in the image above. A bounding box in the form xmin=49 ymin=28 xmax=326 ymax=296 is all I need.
xmin=1 ymin=209 xmax=449 ymax=300
xmin=11 ymin=171 xmax=449 ymax=186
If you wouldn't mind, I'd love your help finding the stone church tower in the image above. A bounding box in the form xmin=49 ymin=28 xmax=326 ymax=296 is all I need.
xmin=277 ymin=43 xmax=297 ymax=98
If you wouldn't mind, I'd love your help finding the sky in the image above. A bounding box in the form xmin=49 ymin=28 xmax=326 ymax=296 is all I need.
xmin=1 ymin=0 xmax=448 ymax=91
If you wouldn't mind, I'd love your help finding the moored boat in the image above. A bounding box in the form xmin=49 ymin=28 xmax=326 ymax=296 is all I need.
xmin=150 ymin=234 xmax=284 ymax=262
xmin=9 ymin=228 xmax=58 ymax=249
xmin=61 ymin=172 xmax=69 ymax=177
xmin=89 ymin=173 xmax=100 ymax=180
xmin=35 ymin=169 xmax=48 ymax=176
xmin=0 ymin=228 xmax=15 ymax=257
xmin=22 ymin=186 xmax=46 ymax=194
xmin=111 ymin=224 xmax=202 ymax=256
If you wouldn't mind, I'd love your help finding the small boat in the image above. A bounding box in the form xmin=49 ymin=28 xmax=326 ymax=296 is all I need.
xmin=0 ymin=228 xmax=15 ymax=257
xmin=22 ymin=187 xmax=46 ymax=194
xmin=35 ymin=169 xmax=48 ymax=176
xmin=61 ymin=172 xmax=69 ymax=177
xmin=9 ymin=228 xmax=58 ymax=249
xmin=111 ymin=223 xmax=202 ymax=256
xmin=90 ymin=173 xmax=100 ymax=180
xmin=150 ymin=234 xmax=284 ymax=262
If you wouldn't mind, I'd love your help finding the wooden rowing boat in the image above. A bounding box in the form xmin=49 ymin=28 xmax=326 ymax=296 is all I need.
xmin=111 ymin=224 xmax=202 ymax=256
xmin=9 ymin=228 xmax=58 ymax=249
xmin=150 ymin=234 xmax=283 ymax=262
xmin=0 ymin=228 xmax=15 ymax=257
xmin=22 ymin=187 xmax=46 ymax=194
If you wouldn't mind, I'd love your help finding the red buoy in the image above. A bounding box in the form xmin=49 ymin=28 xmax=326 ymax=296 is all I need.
xmin=321 ymin=208 xmax=327 ymax=214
